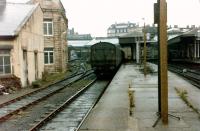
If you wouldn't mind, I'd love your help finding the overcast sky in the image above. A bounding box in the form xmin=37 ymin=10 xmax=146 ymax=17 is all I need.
xmin=61 ymin=0 xmax=200 ymax=36
xmin=6 ymin=0 xmax=200 ymax=36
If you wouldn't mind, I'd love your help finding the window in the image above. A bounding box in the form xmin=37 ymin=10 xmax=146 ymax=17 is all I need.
xmin=43 ymin=19 xmax=53 ymax=36
xmin=0 ymin=52 xmax=11 ymax=75
xmin=198 ymin=30 xmax=200 ymax=38
xmin=44 ymin=48 xmax=54 ymax=64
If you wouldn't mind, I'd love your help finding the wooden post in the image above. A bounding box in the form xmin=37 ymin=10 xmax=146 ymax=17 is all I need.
xmin=143 ymin=21 xmax=147 ymax=77
xmin=159 ymin=0 xmax=168 ymax=124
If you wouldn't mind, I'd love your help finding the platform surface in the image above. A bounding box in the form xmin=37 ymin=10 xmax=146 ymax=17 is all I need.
xmin=79 ymin=63 xmax=200 ymax=131
xmin=80 ymin=64 xmax=138 ymax=131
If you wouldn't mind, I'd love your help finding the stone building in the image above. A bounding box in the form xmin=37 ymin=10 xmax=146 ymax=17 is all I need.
xmin=107 ymin=22 xmax=138 ymax=37
xmin=32 ymin=0 xmax=68 ymax=73
xmin=68 ymin=28 xmax=92 ymax=40
xmin=0 ymin=1 xmax=44 ymax=87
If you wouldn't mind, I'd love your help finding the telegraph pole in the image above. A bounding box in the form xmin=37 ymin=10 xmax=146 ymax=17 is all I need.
xmin=154 ymin=0 xmax=168 ymax=125
xmin=158 ymin=0 xmax=168 ymax=124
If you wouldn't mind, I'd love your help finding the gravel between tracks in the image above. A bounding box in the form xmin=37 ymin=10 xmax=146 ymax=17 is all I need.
xmin=0 ymin=88 xmax=37 ymax=105
xmin=0 ymin=76 xmax=95 ymax=131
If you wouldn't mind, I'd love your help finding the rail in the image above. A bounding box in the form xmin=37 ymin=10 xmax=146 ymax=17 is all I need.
xmin=29 ymin=80 xmax=110 ymax=131
xmin=0 ymin=70 xmax=94 ymax=122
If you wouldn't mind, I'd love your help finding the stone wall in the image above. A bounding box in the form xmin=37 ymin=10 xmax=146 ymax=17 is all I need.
xmin=15 ymin=5 xmax=44 ymax=86
xmin=0 ymin=5 xmax=44 ymax=87
xmin=41 ymin=0 xmax=68 ymax=73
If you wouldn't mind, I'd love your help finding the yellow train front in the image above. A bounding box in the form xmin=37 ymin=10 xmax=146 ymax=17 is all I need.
xmin=90 ymin=42 xmax=124 ymax=78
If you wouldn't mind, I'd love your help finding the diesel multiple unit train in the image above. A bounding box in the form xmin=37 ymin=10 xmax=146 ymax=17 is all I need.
xmin=90 ymin=42 xmax=124 ymax=77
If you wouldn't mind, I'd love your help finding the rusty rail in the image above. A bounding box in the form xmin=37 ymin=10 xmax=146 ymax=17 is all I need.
xmin=0 ymin=70 xmax=94 ymax=122
xmin=29 ymin=79 xmax=97 ymax=131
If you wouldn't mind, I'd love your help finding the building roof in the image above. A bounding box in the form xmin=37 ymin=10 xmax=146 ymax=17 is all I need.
xmin=88 ymin=37 xmax=119 ymax=46
xmin=7 ymin=0 xmax=32 ymax=3
xmin=68 ymin=40 xmax=92 ymax=47
xmin=68 ymin=34 xmax=92 ymax=40
xmin=182 ymin=28 xmax=200 ymax=36
xmin=0 ymin=3 xmax=38 ymax=36
xmin=68 ymin=37 xmax=119 ymax=47
xmin=108 ymin=22 xmax=137 ymax=29
xmin=168 ymin=28 xmax=200 ymax=45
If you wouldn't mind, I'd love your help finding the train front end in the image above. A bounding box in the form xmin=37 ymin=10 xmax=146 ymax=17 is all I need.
xmin=90 ymin=42 xmax=117 ymax=77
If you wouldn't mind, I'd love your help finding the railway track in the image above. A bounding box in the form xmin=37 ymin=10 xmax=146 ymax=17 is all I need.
xmin=0 ymin=70 xmax=94 ymax=122
xmin=29 ymin=80 xmax=109 ymax=131
xmin=168 ymin=64 xmax=200 ymax=88
xmin=149 ymin=62 xmax=200 ymax=88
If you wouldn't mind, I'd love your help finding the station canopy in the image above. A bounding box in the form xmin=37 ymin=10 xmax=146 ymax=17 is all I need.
xmin=68 ymin=37 xmax=119 ymax=47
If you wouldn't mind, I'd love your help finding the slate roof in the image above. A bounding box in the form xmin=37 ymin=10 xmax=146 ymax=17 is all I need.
xmin=7 ymin=0 xmax=32 ymax=3
xmin=0 ymin=3 xmax=38 ymax=36
xmin=168 ymin=28 xmax=200 ymax=45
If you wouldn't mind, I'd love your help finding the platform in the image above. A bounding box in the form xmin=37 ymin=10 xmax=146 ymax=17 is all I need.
xmin=79 ymin=63 xmax=200 ymax=131
xmin=79 ymin=63 xmax=139 ymax=131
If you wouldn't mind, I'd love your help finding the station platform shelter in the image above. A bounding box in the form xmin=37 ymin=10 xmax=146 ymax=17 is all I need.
xmin=168 ymin=28 xmax=200 ymax=63
xmin=119 ymin=31 xmax=154 ymax=63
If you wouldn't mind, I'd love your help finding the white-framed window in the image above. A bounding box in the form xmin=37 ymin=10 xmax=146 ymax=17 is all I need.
xmin=0 ymin=51 xmax=11 ymax=75
xmin=43 ymin=19 xmax=53 ymax=36
xmin=44 ymin=48 xmax=54 ymax=64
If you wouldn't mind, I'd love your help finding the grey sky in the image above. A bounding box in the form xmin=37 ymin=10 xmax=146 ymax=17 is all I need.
xmin=61 ymin=0 xmax=200 ymax=37
xmin=7 ymin=0 xmax=200 ymax=36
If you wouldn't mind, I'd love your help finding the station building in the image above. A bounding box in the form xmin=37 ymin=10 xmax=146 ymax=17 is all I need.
xmin=107 ymin=22 xmax=138 ymax=37
xmin=32 ymin=0 xmax=68 ymax=73
xmin=0 ymin=0 xmax=68 ymax=87
xmin=0 ymin=2 xmax=44 ymax=87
